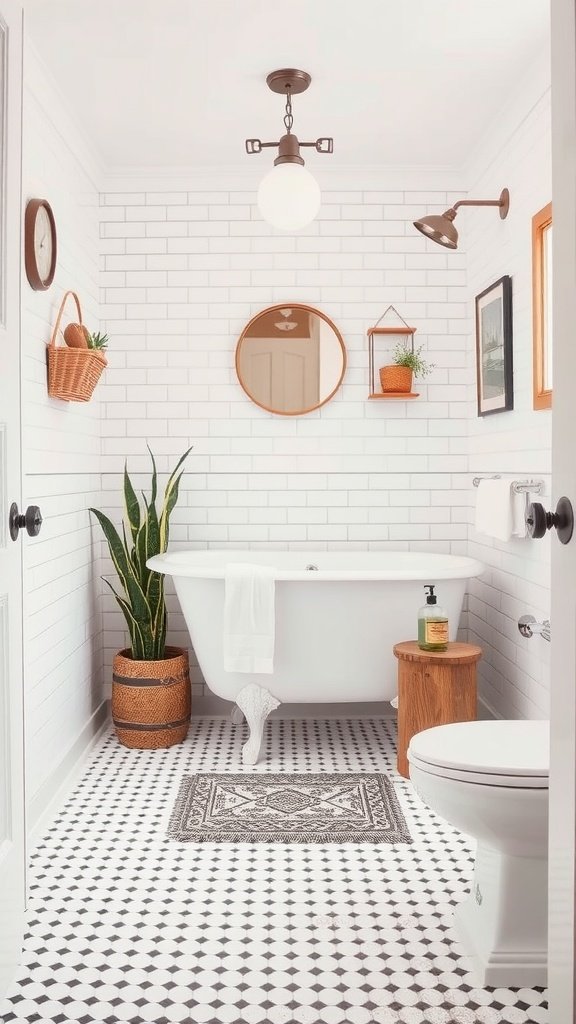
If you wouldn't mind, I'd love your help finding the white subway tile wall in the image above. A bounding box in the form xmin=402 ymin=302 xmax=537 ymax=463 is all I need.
xmin=99 ymin=184 xmax=472 ymax=697
xmin=21 ymin=44 xmax=551 ymax=797
xmin=466 ymin=87 xmax=552 ymax=719
xmin=22 ymin=53 xmax=104 ymax=815
xmin=99 ymin=87 xmax=552 ymax=715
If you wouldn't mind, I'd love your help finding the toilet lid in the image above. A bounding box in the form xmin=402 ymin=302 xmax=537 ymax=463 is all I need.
xmin=408 ymin=750 xmax=549 ymax=788
xmin=408 ymin=720 xmax=549 ymax=780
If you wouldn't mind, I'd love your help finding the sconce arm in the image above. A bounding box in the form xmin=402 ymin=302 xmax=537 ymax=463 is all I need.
xmin=452 ymin=188 xmax=510 ymax=219
xmin=245 ymin=139 xmax=281 ymax=155
xmin=453 ymin=199 xmax=504 ymax=210
xmin=299 ymin=137 xmax=334 ymax=153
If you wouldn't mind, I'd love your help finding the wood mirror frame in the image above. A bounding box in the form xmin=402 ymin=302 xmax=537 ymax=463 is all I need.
xmin=235 ymin=303 xmax=346 ymax=416
xmin=532 ymin=202 xmax=553 ymax=410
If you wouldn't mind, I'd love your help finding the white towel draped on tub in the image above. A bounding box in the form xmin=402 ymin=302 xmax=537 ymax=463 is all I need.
xmin=475 ymin=479 xmax=527 ymax=541
xmin=223 ymin=563 xmax=275 ymax=673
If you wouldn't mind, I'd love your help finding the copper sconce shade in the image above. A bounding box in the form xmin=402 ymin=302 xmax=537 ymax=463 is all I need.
xmin=414 ymin=188 xmax=510 ymax=250
xmin=414 ymin=209 xmax=459 ymax=250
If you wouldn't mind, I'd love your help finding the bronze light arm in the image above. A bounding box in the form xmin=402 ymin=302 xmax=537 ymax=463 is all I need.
xmin=246 ymin=136 xmax=333 ymax=163
xmin=452 ymin=192 xmax=510 ymax=215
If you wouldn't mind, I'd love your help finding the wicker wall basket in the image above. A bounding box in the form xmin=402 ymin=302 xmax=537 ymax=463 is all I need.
xmin=112 ymin=646 xmax=191 ymax=749
xmin=379 ymin=365 xmax=413 ymax=394
xmin=47 ymin=290 xmax=107 ymax=402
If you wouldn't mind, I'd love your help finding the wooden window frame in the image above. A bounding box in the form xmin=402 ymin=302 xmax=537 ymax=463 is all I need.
xmin=532 ymin=202 xmax=553 ymax=410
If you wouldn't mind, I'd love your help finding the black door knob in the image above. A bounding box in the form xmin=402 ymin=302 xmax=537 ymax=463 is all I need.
xmin=526 ymin=497 xmax=574 ymax=545
xmin=9 ymin=503 xmax=43 ymax=541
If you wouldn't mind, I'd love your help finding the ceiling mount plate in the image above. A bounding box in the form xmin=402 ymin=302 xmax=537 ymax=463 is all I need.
xmin=266 ymin=69 xmax=311 ymax=95
xmin=499 ymin=187 xmax=510 ymax=220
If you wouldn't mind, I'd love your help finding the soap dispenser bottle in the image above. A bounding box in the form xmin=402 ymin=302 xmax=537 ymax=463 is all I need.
xmin=418 ymin=584 xmax=449 ymax=652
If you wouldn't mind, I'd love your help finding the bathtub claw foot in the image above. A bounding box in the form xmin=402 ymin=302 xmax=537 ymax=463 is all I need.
xmin=230 ymin=705 xmax=244 ymax=726
xmin=236 ymin=683 xmax=280 ymax=765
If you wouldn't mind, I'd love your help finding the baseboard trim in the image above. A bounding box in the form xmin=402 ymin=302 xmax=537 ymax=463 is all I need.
xmin=27 ymin=701 xmax=110 ymax=848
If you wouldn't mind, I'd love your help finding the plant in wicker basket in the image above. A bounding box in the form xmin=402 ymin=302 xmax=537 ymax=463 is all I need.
xmin=47 ymin=291 xmax=108 ymax=402
xmin=379 ymin=342 xmax=434 ymax=394
xmin=86 ymin=331 xmax=109 ymax=351
xmin=90 ymin=446 xmax=193 ymax=749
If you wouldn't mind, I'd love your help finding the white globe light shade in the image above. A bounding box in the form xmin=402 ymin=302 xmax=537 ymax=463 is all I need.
xmin=257 ymin=163 xmax=321 ymax=231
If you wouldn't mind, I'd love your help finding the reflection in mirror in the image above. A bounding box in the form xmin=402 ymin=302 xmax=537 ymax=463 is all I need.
xmin=236 ymin=304 xmax=346 ymax=415
xmin=532 ymin=202 xmax=552 ymax=410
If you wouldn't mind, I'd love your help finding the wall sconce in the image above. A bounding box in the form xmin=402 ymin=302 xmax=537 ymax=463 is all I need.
xmin=413 ymin=188 xmax=510 ymax=249
xmin=245 ymin=69 xmax=333 ymax=232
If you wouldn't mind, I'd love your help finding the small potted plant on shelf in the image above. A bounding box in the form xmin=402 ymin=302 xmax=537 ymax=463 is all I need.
xmin=90 ymin=446 xmax=193 ymax=750
xmin=379 ymin=342 xmax=434 ymax=394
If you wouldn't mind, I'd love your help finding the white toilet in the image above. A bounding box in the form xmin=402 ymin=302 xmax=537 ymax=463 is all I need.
xmin=408 ymin=719 xmax=549 ymax=988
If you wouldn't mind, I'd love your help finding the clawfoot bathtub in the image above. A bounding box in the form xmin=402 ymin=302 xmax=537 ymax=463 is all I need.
xmin=148 ymin=550 xmax=483 ymax=765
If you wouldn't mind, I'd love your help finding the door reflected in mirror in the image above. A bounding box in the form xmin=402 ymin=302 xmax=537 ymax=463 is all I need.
xmin=236 ymin=304 xmax=346 ymax=415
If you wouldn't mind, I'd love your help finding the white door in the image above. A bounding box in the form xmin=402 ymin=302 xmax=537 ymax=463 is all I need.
xmin=239 ymin=335 xmax=320 ymax=412
xmin=549 ymin=0 xmax=576 ymax=1020
xmin=0 ymin=0 xmax=25 ymax=1000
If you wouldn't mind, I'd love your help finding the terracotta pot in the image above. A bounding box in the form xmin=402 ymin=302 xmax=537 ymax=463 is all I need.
xmin=63 ymin=322 xmax=90 ymax=348
xmin=112 ymin=646 xmax=191 ymax=749
xmin=379 ymin=364 xmax=413 ymax=394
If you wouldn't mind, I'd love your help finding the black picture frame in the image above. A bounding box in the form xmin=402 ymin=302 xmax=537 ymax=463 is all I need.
xmin=475 ymin=274 xmax=513 ymax=416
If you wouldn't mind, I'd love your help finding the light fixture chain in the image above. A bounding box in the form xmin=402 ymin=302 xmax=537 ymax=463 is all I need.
xmin=283 ymin=91 xmax=293 ymax=134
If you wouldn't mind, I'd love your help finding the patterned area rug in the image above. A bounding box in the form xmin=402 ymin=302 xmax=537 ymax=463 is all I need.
xmin=168 ymin=772 xmax=412 ymax=843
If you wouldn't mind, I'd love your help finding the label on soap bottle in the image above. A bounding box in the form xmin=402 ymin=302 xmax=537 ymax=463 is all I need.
xmin=425 ymin=620 xmax=448 ymax=644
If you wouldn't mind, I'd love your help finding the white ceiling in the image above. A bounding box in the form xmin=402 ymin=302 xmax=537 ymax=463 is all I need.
xmin=24 ymin=0 xmax=549 ymax=170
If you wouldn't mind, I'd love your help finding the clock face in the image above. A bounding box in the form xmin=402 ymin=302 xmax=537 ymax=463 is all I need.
xmin=34 ymin=205 xmax=53 ymax=283
xmin=25 ymin=199 xmax=57 ymax=290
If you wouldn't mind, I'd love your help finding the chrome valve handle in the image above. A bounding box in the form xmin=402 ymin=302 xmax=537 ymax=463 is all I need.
xmin=518 ymin=615 xmax=551 ymax=642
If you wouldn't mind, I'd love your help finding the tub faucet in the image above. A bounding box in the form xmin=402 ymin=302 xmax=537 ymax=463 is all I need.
xmin=518 ymin=615 xmax=551 ymax=642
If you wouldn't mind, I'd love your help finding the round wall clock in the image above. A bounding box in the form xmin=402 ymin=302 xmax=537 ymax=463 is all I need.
xmin=24 ymin=198 xmax=57 ymax=291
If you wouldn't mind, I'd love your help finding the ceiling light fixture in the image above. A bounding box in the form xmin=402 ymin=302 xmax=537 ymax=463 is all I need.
xmin=413 ymin=188 xmax=510 ymax=250
xmin=274 ymin=308 xmax=297 ymax=331
xmin=246 ymin=69 xmax=333 ymax=232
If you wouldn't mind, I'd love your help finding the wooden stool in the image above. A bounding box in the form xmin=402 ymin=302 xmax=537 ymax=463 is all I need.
xmin=393 ymin=641 xmax=482 ymax=779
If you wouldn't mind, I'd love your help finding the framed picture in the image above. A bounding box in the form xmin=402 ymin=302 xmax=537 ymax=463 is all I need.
xmin=475 ymin=275 xmax=513 ymax=416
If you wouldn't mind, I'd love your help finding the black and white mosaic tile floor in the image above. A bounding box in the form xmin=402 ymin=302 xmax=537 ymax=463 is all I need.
xmin=1 ymin=718 xmax=548 ymax=1024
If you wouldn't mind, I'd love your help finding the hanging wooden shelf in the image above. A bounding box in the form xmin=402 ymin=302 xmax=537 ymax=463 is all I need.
xmin=367 ymin=307 xmax=419 ymax=400
xmin=368 ymin=327 xmax=415 ymax=336
xmin=368 ymin=391 xmax=420 ymax=400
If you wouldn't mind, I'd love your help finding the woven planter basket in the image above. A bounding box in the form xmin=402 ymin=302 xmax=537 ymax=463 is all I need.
xmin=112 ymin=646 xmax=191 ymax=749
xmin=47 ymin=290 xmax=107 ymax=402
xmin=379 ymin=364 xmax=413 ymax=394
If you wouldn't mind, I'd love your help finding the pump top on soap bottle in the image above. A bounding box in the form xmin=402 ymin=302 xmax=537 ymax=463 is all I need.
xmin=417 ymin=584 xmax=449 ymax=652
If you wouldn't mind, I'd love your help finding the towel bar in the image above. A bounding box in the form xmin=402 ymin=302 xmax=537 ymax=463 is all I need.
xmin=472 ymin=476 xmax=543 ymax=495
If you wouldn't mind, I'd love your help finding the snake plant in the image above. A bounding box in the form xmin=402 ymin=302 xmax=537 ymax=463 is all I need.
xmin=90 ymin=447 xmax=192 ymax=661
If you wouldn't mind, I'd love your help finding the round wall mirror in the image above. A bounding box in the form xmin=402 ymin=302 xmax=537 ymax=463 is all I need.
xmin=235 ymin=303 xmax=346 ymax=416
